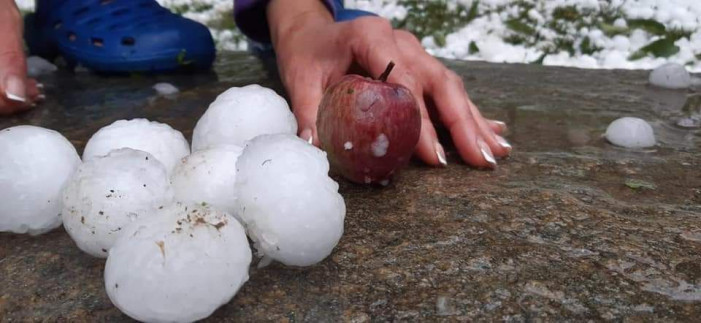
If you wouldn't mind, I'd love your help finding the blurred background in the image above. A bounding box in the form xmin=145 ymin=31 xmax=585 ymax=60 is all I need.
xmin=15 ymin=0 xmax=701 ymax=71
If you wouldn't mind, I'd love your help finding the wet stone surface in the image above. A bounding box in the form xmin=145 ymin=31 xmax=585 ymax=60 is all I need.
xmin=1 ymin=52 xmax=700 ymax=321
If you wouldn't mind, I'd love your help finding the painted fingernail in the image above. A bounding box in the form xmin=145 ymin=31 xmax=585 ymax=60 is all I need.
xmin=496 ymin=135 xmax=512 ymax=150
xmin=300 ymin=128 xmax=313 ymax=145
xmin=435 ymin=142 xmax=447 ymax=166
xmin=5 ymin=75 xmax=26 ymax=102
xmin=478 ymin=138 xmax=497 ymax=168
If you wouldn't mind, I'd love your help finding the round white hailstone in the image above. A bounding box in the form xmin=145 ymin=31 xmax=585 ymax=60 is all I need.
xmin=605 ymin=117 xmax=656 ymax=148
xmin=649 ymin=63 xmax=691 ymax=89
xmin=152 ymin=83 xmax=179 ymax=96
xmin=235 ymin=134 xmax=345 ymax=267
xmin=105 ymin=203 xmax=251 ymax=323
xmin=191 ymin=84 xmax=297 ymax=151
xmin=171 ymin=145 xmax=242 ymax=217
xmin=0 ymin=126 xmax=80 ymax=235
xmin=62 ymin=148 xmax=174 ymax=258
xmin=83 ymin=119 xmax=190 ymax=174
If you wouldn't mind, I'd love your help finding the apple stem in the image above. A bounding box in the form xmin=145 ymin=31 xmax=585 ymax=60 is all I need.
xmin=378 ymin=61 xmax=395 ymax=82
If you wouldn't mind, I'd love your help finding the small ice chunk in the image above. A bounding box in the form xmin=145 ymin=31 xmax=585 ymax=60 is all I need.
xmin=344 ymin=141 xmax=353 ymax=150
xmin=192 ymin=85 xmax=297 ymax=151
xmin=649 ymin=63 xmax=691 ymax=89
xmin=0 ymin=126 xmax=80 ymax=235
xmin=83 ymin=119 xmax=190 ymax=175
xmin=105 ymin=203 xmax=251 ymax=322
xmin=26 ymin=56 xmax=57 ymax=77
xmin=152 ymin=83 xmax=179 ymax=96
xmin=677 ymin=117 xmax=700 ymax=128
xmin=605 ymin=117 xmax=656 ymax=148
xmin=235 ymin=134 xmax=345 ymax=267
xmin=371 ymin=133 xmax=389 ymax=157
xmin=62 ymin=148 xmax=174 ymax=258
xmin=171 ymin=145 xmax=242 ymax=218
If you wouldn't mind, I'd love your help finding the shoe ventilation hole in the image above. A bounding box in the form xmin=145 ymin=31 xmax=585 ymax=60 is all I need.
xmin=121 ymin=37 xmax=135 ymax=46
xmin=92 ymin=38 xmax=104 ymax=47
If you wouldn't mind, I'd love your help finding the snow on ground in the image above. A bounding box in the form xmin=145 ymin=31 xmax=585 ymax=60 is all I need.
xmin=15 ymin=0 xmax=701 ymax=71
xmin=347 ymin=0 xmax=701 ymax=71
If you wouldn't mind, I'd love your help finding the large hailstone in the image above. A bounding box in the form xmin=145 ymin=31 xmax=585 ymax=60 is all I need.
xmin=105 ymin=203 xmax=251 ymax=323
xmin=62 ymin=148 xmax=174 ymax=258
xmin=191 ymin=84 xmax=297 ymax=151
xmin=171 ymin=145 xmax=242 ymax=217
xmin=82 ymin=119 xmax=190 ymax=174
xmin=0 ymin=126 xmax=80 ymax=235
xmin=235 ymin=134 xmax=345 ymax=267
xmin=605 ymin=117 xmax=656 ymax=148
xmin=649 ymin=63 xmax=691 ymax=89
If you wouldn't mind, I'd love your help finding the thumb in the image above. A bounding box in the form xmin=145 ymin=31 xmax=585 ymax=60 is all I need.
xmin=287 ymin=71 xmax=324 ymax=146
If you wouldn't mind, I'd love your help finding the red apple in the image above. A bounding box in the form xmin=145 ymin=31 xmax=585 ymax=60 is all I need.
xmin=317 ymin=62 xmax=421 ymax=185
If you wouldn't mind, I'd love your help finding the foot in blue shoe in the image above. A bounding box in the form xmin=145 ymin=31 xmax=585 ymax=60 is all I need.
xmin=25 ymin=0 xmax=216 ymax=73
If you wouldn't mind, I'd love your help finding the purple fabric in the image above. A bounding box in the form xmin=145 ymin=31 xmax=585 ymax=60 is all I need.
xmin=234 ymin=0 xmax=338 ymax=43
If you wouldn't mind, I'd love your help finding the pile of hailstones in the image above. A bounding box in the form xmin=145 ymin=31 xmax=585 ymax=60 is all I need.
xmin=0 ymin=85 xmax=346 ymax=322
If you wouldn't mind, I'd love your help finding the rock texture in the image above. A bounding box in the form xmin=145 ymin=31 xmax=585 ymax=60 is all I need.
xmin=1 ymin=52 xmax=699 ymax=321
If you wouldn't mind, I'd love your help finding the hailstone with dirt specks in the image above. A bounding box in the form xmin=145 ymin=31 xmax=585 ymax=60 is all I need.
xmin=605 ymin=117 xmax=656 ymax=148
xmin=649 ymin=63 xmax=691 ymax=89
xmin=105 ymin=202 xmax=251 ymax=323
xmin=191 ymin=85 xmax=297 ymax=151
xmin=171 ymin=145 xmax=242 ymax=217
xmin=235 ymin=134 xmax=345 ymax=267
xmin=62 ymin=148 xmax=174 ymax=257
xmin=0 ymin=126 xmax=80 ymax=235
xmin=83 ymin=119 xmax=190 ymax=174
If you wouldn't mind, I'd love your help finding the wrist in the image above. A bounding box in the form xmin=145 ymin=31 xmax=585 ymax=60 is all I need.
xmin=266 ymin=0 xmax=333 ymax=47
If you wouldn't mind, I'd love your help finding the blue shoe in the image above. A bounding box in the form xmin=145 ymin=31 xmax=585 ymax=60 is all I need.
xmin=25 ymin=0 xmax=216 ymax=73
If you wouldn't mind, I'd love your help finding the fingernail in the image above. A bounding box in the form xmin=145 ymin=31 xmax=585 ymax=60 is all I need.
xmin=5 ymin=75 xmax=26 ymax=102
xmin=435 ymin=142 xmax=447 ymax=166
xmin=477 ymin=138 xmax=497 ymax=168
xmin=300 ymin=128 xmax=313 ymax=145
xmin=37 ymin=94 xmax=46 ymax=101
xmin=36 ymin=83 xmax=44 ymax=89
xmin=496 ymin=135 xmax=512 ymax=151
xmin=494 ymin=120 xmax=506 ymax=127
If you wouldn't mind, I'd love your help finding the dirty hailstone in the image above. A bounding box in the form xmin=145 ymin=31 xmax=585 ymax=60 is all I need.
xmin=62 ymin=148 xmax=174 ymax=258
xmin=105 ymin=203 xmax=251 ymax=323
xmin=170 ymin=145 xmax=243 ymax=219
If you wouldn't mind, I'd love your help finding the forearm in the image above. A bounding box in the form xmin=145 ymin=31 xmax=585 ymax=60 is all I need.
xmin=266 ymin=0 xmax=333 ymax=49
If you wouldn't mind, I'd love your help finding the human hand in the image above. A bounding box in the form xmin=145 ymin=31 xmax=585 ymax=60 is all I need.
xmin=0 ymin=0 xmax=43 ymax=116
xmin=268 ymin=0 xmax=510 ymax=168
